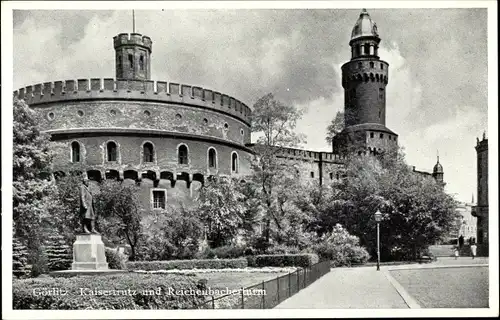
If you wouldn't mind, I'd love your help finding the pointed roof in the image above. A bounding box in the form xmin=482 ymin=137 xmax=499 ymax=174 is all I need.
xmin=351 ymin=9 xmax=380 ymax=41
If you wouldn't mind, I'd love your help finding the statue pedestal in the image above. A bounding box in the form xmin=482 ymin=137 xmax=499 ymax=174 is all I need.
xmin=72 ymin=233 xmax=108 ymax=270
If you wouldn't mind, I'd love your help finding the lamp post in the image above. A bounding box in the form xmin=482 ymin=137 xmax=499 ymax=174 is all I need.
xmin=374 ymin=210 xmax=382 ymax=271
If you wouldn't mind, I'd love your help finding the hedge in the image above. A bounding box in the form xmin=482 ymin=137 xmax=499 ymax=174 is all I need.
xmin=105 ymin=248 xmax=128 ymax=270
xmin=248 ymin=253 xmax=319 ymax=268
xmin=13 ymin=273 xmax=206 ymax=309
xmin=127 ymin=258 xmax=248 ymax=271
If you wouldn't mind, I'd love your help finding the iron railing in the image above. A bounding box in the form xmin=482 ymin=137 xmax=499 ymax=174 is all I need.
xmin=197 ymin=260 xmax=331 ymax=309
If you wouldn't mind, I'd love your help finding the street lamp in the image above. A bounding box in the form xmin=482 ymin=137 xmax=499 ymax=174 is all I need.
xmin=374 ymin=210 xmax=383 ymax=271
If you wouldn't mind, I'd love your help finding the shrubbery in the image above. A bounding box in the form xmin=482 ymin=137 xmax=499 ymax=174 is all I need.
xmin=44 ymin=234 xmax=72 ymax=271
xmin=13 ymin=273 xmax=206 ymax=309
xmin=127 ymin=258 xmax=248 ymax=271
xmin=248 ymin=253 xmax=319 ymax=268
xmin=105 ymin=248 xmax=128 ymax=270
xmin=13 ymin=237 xmax=32 ymax=278
xmin=197 ymin=244 xmax=247 ymax=259
xmin=313 ymin=224 xmax=370 ymax=267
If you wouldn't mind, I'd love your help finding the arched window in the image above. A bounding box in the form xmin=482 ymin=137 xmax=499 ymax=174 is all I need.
xmin=128 ymin=54 xmax=134 ymax=68
xmin=107 ymin=141 xmax=117 ymax=161
xmin=178 ymin=144 xmax=188 ymax=165
xmin=143 ymin=142 xmax=154 ymax=163
xmin=71 ymin=141 xmax=80 ymax=162
xmin=364 ymin=44 xmax=370 ymax=55
xmin=139 ymin=55 xmax=144 ymax=70
xmin=231 ymin=152 xmax=239 ymax=173
xmin=208 ymin=148 xmax=217 ymax=168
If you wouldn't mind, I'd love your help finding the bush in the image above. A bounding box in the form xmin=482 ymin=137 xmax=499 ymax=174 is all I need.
xmin=13 ymin=237 xmax=32 ymax=279
xmin=105 ymin=248 xmax=128 ymax=270
xmin=248 ymin=254 xmax=319 ymax=268
xmin=44 ymin=234 xmax=72 ymax=271
xmin=127 ymin=258 xmax=248 ymax=271
xmin=313 ymin=224 xmax=370 ymax=267
xmin=266 ymin=244 xmax=302 ymax=255
xmin=13 ymin=273 xmax=206 ymax=309
xmin=197 ymin=245 xmax=247 ymax=259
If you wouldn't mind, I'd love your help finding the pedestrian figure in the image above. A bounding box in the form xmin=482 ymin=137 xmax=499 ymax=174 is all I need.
xmin=459 ymin=235 xmax=464 ymax=248
xmin=470 ymin=243 xmax=477 ymax=259
xmin=454 ymin=247 xmax=459 ymax=260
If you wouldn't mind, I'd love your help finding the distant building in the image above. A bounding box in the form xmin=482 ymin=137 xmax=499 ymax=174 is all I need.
xmin=456 ymin=201 xmax=477 ymax=241
xmin=472 ymin=132 xmax=488 ymax=254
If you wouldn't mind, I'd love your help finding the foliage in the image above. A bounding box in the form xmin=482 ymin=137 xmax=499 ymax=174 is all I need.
xmin=325 ymin=111 xmax=345 ymax=145
xmin=105 ymin=247 xmax=128 ymax=270
xmin=250 ymin=93 xmax=305 ymax=243
xmin=95 ymin=180 xmax=143 ymax=261
xmin=312 ymin=150 xmax=460 ymax=261
xmin=312 ymin=224 xmax=370 ymax=267
xmin=196 ymin=177 xmax=246 ymax=247
xmin=13 ymin=273 xmax=205 ymax=309
xmin=248 ymin=254 xmax=319 ymax=268
xmin=44 ymin=234 xmax=72 ymax=271
xmin=265 ymin=244 xmax=302 ymax=255
xmin=13 ymin=98 xmax=62 ymax=277
xmin=197 ymin=244 xmax=248 ymax=259
xmin=136 ymin=206 xmax=203 ymax=261
xmin=127 ymin=258 xmax=248 ymax=271
xmin=13 ymin=237 xmax=32 ymax=279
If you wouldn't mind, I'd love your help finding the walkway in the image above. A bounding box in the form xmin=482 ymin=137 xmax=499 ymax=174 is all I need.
xmin=275 ymin=266 xmax=408 ymax=309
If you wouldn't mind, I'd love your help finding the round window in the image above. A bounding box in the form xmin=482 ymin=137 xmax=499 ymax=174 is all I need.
xmin=47 ymin=112 xmax=55 ymax=120
xmin=77 ymin=110 xmax=84 ymax=117
xmin=144 ymin=110 xmax=151 ymax=117
xmin=203 ymin=118 xmax=208 ymax=125
xmin=176 ymin=113 xmax=182 ymax=120
xmin=110 ymin=109 xmax=117 ymax=116
xmin=240 ymin=128 xmax=244 ymax=136
xmin=224 ymin=123 xmax=229 ymax=129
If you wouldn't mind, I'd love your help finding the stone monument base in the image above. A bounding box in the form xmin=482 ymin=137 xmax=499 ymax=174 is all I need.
xmin=72 ymin=233 xmax=109 ymax=270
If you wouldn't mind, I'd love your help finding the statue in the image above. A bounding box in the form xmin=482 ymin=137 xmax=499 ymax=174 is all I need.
xmin=79 ymin=178 xmax=98 ymax=234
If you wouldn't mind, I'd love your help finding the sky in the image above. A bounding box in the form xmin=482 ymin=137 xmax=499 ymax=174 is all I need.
xmin=12 ymin=7 xmax=489 ymax=203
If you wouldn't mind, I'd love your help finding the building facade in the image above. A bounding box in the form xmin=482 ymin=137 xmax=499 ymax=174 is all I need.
xmin=472 ymin=133 xmax=488 ymax=253
xmin=13 ymin=9 xmax=444 ymax=211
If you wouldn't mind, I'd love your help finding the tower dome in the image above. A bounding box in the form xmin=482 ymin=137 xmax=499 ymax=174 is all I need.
xmin=433 ymin=157 xmax=444 ymax=173
xmin=351 ymin=9 xmax=379 ymax=41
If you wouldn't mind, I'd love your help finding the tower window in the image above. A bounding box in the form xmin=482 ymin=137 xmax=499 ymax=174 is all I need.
xmin=139 ymin=55 xmax=144 ymax=70
xmin=118 ymin=56 xmax=122 ymax=67
xmin=379 ymin=88 xmax=384 ymax=100
xmin=178 ymin=144 xmax=188 ymax=165
xmin=380 ymin=63 xmax=384 ymax=70
xmin=356 ymin=45 xmax=361 ymax=56
xmin=370 ymin=132 xmax=374 ymax=138
xmin=370 ymin=62 xmax=374 ymax=68
xmin=364 ymin=44 xmax=370 ymax=55
xmin=380 ymin=133 xmax=384 ymax=139
xmin=152 ymin=190 xmax=166 ymax=209
xmin=107 ymin=141 xmax=117 ymax=162
xmin=329 ymin=172 xmax=333 ymax=179
xmin=336 ymin=173 xmax=340 ymax=180
xmin=128 ymin=54 xmax=134 ymax=68
xmin=310 ymin=171 xmax=314 ymax=178
xmin=71 ymin=141 xmax=80 ymax=163
xmin=358 ymin=62 xmax=362 ymax=68
xmin=231 ymin=152 xmax=239 ymax=173
xmin=143 ymin=142 xmax=154 ymax=163
xmin=208 ymin=148 xmax=217 ymax=168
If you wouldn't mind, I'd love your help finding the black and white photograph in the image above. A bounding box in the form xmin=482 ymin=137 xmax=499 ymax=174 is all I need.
xmin=2 ymin=1 xmax=498 ymax=318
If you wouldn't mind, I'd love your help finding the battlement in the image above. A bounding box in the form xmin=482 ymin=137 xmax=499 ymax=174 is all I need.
xmin=247 ymin=144 xmax=346 ymax=163
xmin=113 ymin=33 xmax=152 ymax=53
xmin=342 ymin=59 xmax=389 ymax=87
xmin=13 ymin=79 xmax=252 ymax=124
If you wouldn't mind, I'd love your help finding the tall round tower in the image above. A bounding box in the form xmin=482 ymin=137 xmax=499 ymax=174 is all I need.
xmin=334 ymin=9 xmax=398 ymax=155
xmin=113 ymin=33 xmax=152 ymax=80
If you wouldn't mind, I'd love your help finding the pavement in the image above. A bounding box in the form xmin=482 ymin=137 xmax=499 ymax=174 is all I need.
xmin=274 ymin=257 xmax=489 ymax=309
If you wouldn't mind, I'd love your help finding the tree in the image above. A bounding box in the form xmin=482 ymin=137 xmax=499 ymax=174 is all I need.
xmin=12 ymin=237 xmax=32 ymax=278
xmin=319 ymin=151 xmax=461 ymax=260
xmin=325 ymin=111 xmax=345 ymax=145
xmin=196 ymin=177 xmax=246 ymax=247
xmin=13 ymin=98 xmax=58 ymax=276
xmin=96 ymin=181 xmax=143 ymax=261
xmin=250 ymin=93 xmax=305 ymax=243
xmin=44 ymin=234 xmax=72 ymax=271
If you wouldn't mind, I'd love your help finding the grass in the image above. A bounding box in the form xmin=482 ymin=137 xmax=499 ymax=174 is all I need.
xmin=390 ymin=267 xmax=489 ymax=308
xmin=197 ymin=271 xmax=290 ymax=290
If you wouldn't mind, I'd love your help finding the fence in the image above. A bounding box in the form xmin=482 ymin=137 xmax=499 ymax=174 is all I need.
xmin=197 ymin=260 xmax=331 ymax=309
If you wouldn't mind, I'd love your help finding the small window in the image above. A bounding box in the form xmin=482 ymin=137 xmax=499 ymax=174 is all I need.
xmin=71 ymin=141 xmax=80 ymax=163
xmin=380 ymin=133 xmax=384 ymax=139
xmin=178 ymin=145 xmax=188 ymax=165
xmin=208 ymin=148 xmax=217 ymax=168
xmin=356 ymin=45 xmax=361 ymax=56
xmin=144 ymin=110 xmax=151 ymax=116
xmin=240 ymin=128 xmax=244 ymax=136
xmin=203 ymin=118 xmax=208 ymax=125
xmin=379 ymin=88 xmax=384 ymax=100
xmin=139 ymin=55 xmax=144 ymax=70
xmin=336 ymin=173 xmax=340 ymax=180
xmin=310 ymin=171 xmax=314 ymax=178
xmin=128 ymin=54 xmax=134 ymax=68
xmin=358 ymin=62 xmax=362 ymax=68
xmin=107 ymin=141 xmax=117 ymax=161
xmin=110 ymin=109 xmax=117 ymax=116
xmin=224 ymin=123 xmax=229 ymax=129
xmin=77 ymin=110 xmax=84 ymax=117
xmin=370 ymin=132 xmax=374 ymax=138
xmin=143 ymin=142 xmax=154 ymax=163
xmin=118 ymin=55 xmax=122 ymax=67
xmin=152 ymin=190 xmax=166 ymax=209
xmin=389 ymin=136 xmax=392 ymax=140
xmin=175 ymin=113 xmax=182 ymax=121
xmin=47 ymin=112 xmax=55 ymax=120
xmin=380 ymin=63 xmax=384 ymax=70
xmin=329 ymin=172 xmax=333 ymax=180
xmin=231 ymin=152 xmax=239 ymax=173
xmin=370 ymin=62 xmax=374 ymax=68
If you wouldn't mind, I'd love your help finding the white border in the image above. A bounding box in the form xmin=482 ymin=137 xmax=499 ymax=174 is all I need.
xmin=2 ymin=1 xmax=498 ymax=319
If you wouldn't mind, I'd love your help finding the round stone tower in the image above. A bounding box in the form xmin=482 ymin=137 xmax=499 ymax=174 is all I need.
xmin=334 ymin=9 xmax=397 ymax=155
xmin=432 ymin=156 xmax=444 ymax=184
xmin=113 ymin=33 xmax=152 ymax=80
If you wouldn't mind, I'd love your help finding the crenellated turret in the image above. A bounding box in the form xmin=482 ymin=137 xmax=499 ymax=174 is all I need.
xmin=113 ymin=33 xmax=152 ymax=81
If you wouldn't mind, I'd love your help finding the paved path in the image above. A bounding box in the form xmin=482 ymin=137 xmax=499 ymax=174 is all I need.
xmin=275 ymin=267 xmax=409 ymax=309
